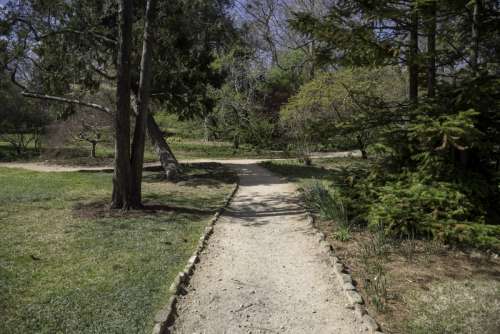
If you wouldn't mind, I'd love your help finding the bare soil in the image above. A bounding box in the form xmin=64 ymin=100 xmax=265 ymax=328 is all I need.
xmin=316 ymin=220 xmax=500 ymax=333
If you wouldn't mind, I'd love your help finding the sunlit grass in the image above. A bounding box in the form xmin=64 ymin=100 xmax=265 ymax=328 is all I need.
xmin=0 ymin=165 xmax=234 ymax=333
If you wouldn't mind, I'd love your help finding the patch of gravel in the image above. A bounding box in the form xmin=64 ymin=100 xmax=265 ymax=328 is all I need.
xmin=171 ymin=163 xmax=366 ymax=334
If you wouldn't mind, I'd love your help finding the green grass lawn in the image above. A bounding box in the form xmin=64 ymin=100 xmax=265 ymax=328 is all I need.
xmin=1 ymin=139 xmax=286 ymax=166
xmin=168 ymin=139 xmax=285 ymax=160
xmin=260 ymin=157 xmax=367 ymax=186
xmin=0 ymin=164 xmax=235 ymax=334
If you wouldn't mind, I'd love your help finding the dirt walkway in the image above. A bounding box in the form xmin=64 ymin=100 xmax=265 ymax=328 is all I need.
xmin=0 ymin=151 xmax=360 ymax=173
xmin=172 ymin=163 xmax=363 ymax=334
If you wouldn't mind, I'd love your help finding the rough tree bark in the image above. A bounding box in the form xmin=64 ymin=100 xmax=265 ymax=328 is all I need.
xmin=111 ymin=0 xmax=133 ymax=209
xmin=356 ymin=135 xmax=368 ymax=160
xmin=130 ymin=92 xmax=179 ymax=180
xmin=90 ymin=141 xmax=97 ymax=158
xmin=146 ymin=114 xmax=179 ymax=180
xmin=459 ymin=0 xmax=482 ymax=168
xmin=471 ymin=0 xmax=480 ymax=72
xmin=426 ymin=1 xmax=436 ymax=98
xmin=130 ymin=0 xmax=157 ymax=207
xmin=409 ymin=2 xmax=419 ymax=105
xmin=204 ymin=115 xmax=211 ymax=142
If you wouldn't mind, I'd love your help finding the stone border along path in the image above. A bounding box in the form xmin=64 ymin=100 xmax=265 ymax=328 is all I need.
xmin=166 ymin=162 xmax=381 ymax=334
xmin=307 ymin=213 xmax=382 ymax=334
xmin=152 ymin=180 xmax=240 ymax=334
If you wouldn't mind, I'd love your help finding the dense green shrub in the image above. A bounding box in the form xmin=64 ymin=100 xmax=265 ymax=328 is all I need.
xmin=429 ymin=223 xmax=500 ymax=252
xmin=366 ymin=173 xmax=479 ymax=236
xmin=359 ymin=172 xmax=499 ymax=251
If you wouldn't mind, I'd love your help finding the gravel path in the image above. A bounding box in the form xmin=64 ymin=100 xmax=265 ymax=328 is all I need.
xmin=0 ymin=151 xmax=360 ymax=173
xmin=172 ymin=163 xmax=363 ymax=334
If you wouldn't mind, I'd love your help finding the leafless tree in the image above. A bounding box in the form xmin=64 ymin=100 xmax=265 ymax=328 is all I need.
xmin=46 ymin=109 xmax=112 ymax=159
xmin=233 ymin=0 xmax=334 ymax=74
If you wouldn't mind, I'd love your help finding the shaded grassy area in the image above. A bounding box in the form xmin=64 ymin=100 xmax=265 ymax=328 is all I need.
xmin=157 ymin=114 xmax=285 ymax=159
xmin=1 ymin=113 xmax=286 ymax=165
xmin=261 ymin=158 xmax=500 ymax=334
xmin=0 ymin=164 xmax=235 ymax=334
xmin=0 ymin=141 xmax=39 ymax=161
xmin=168 ymin=139 xmax=285 ymax=160
xmin=260 ymin=157 xmax=367 ymax=188
xmin=1 ymin=139 xmax=285 ymax=165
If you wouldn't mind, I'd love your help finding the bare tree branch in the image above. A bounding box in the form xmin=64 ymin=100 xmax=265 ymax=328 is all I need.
xmin=21 ymin=92 xmax=111 ymax=114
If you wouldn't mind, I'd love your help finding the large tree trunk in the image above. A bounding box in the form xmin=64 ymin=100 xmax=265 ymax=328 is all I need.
xmin=459 ymin=0 xmax=481 ymax=168
xmin=409 ymin=2 xmax=419 ymax=105
xmin=204 ymin=115 xmax=211 ymax=142
xmin=90 ymin=141 xmax=97 ymax=158
xmin=471 ymin=0 xmax=480 ymax=72
xmin=356 ymin=135 xmax=368 ymax=160
xmin=130 ymin=0 xmax=157 ymax=207
xmin=146 ymin=114 xmax=179 ymax=180
xmin=130 ymin=91 xmax=179 ymax=180
xmin=308 ymin=39 xmax=315 ymax=80
xmin=426 ymin=1 xmax=436 ymax=98
xmin=111 ymin=0 xmax=133 ymax=210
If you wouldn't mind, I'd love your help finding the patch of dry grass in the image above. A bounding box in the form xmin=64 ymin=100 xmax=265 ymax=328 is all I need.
xmin=407 ymin=280 xmax=500 ymax=334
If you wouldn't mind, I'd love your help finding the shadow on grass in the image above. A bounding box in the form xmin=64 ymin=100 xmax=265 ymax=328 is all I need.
xmin=0 ymin=144 xmax=40 ymax=162
xmin=141 ymin=162 xmax=238 ymax=186
xmin=73 ymin=200 xmax=215 ymax=220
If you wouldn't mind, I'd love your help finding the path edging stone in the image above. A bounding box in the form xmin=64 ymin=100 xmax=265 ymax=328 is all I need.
xmin=307 ymin=212 xmax=383 ymax=334
xmin=151 ymin=179 xmax=240 ymax=334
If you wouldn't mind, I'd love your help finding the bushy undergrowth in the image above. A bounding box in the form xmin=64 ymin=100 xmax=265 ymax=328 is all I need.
xmin=353 ymin=171 xmax=500 ymax=251
xmin=366 ymin=173 xmax=479 ymax=235
xmin=302 ymin=181 xmax=347 ymax=224
xmin=264 ymin=156 xmax=499 ymax=251
xmin=297 ymin=161 xmax=500 ymax=251
xmin=302 ymin=181 xmax=351 ymax=241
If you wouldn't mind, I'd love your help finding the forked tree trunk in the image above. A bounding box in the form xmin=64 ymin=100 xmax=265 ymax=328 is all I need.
xmin=130 ymin=94 xmax=179 ymax=180
xmin=130 ymin=0 xmax=157 ymax=207
xmin=146 ymin=114 xmax=179 ymax=180
xmin=111 ymin=0 xmax=133 ymax=210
